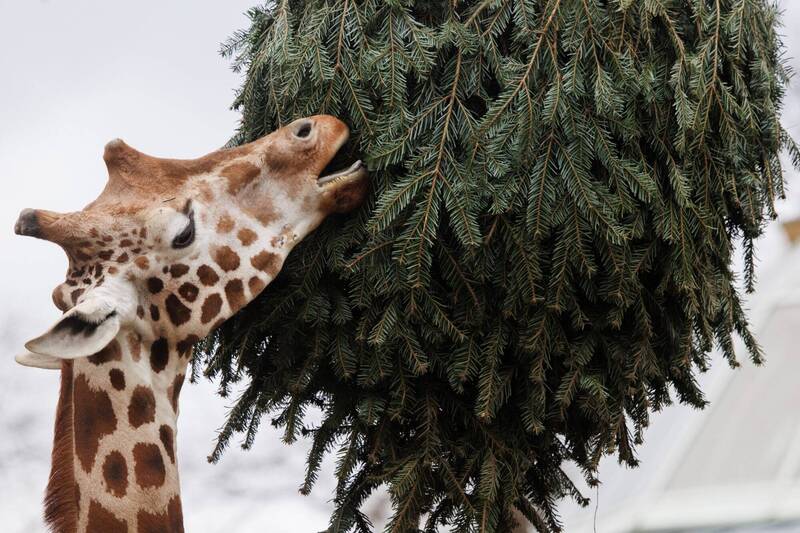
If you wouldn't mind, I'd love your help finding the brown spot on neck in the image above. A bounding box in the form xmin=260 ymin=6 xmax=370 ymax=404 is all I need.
xmin=73 ymin=373 xmax=117 ymax=473
xmin=168 ymin=374 xmax=185 ymax=413
xmin=133 ymin=442 xmax=166 ymax=488
xmin=86 ymin=500 xmax=127 ymax=532
xmin=200 ymin=293 xmax=223 ymax=324
xmin=150 ymin=338 xmax=170 ymax=372
xmin=176 ymin=335 xmax=199 ymax=357
xmin=101 ymin=451 xmax=129 ymax=497
xmin=128 ymin=385 xmax=157 ymax=428
xmin=159 ymin=425 xmax=175 ymax=463
xmin=109 ymin=368 xmax=126 ymax=390
xmin=165 ymin=294 xmax=192 ymax=326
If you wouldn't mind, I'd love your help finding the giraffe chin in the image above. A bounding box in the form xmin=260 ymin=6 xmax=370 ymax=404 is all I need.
xmin=319 ymin=164 xmax=370 ymax=214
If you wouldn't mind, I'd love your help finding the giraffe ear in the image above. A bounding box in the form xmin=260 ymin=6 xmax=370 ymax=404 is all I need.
xmin=24 ymin=299 xmax=121 ymax=359
xmin=15 ymin=350 xmax=62 ymax=370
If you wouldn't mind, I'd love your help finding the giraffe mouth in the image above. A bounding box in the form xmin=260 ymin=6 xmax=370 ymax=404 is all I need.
xmin=317 ymin=160 xmax=365 ymax=186
xmin=316 ymin=139 xmax=367 ymax=187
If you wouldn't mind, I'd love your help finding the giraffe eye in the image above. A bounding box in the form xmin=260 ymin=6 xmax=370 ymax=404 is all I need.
xmin=171 ymin=211 xmax=195 ymax=249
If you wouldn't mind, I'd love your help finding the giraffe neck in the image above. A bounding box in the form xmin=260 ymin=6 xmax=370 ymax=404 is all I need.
xmin=45 ymin=331 xmax=188 ymax=533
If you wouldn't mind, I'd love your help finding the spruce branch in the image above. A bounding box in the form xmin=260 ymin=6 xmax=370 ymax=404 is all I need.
xmin=204 ymin=1 xmax=798 ymax=530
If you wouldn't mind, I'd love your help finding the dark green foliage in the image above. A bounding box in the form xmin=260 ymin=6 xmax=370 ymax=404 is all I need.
xmin=196 ymin=0 xmax=795 ymax=530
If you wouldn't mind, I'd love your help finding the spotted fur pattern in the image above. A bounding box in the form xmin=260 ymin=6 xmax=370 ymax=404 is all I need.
xmin=17 ymin=115 xmax=368 ymax=532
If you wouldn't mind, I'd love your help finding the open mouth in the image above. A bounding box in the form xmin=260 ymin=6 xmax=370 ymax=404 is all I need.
xmin=317 ymin=140 xmax=367 ymax=186
xmin=317 ymin=160 xmax=365 ymax=185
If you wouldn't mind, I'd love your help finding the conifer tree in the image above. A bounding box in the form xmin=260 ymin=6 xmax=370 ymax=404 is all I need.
xmin=196 ymin=1 xmax=796 ymax=530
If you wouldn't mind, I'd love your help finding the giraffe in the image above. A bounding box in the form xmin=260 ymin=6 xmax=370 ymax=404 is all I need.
xmin=13 ymin=115 xmax=368 ymax=533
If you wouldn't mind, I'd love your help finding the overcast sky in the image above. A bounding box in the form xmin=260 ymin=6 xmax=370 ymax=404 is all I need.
xmin=2 ymin=1 xmax=800 ymax=532
xmin=0 ymin=0 xmax=255 ymax=336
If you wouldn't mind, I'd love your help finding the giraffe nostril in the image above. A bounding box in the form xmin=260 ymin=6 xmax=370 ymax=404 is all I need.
xmin=294 ymin=120 xmax=313 ymax=139
xmin=15 ymin=208 xmax=41 ymax=237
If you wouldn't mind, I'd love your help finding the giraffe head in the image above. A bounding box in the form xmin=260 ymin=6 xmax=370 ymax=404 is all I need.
xmin=15 ymin=115 xmax=368 ymax=367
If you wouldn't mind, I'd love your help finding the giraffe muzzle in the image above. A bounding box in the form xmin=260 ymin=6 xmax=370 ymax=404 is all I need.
xmin=14 ymin=208 xmax=41 ymax=238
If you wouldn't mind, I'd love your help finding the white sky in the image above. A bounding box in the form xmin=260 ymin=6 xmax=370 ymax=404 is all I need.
xmin=2 ymin=1 xmax=800 ymax=532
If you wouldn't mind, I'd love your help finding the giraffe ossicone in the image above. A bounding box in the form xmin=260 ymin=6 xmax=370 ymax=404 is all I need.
xmin=14 ymin=115 xmax=368 ymax=533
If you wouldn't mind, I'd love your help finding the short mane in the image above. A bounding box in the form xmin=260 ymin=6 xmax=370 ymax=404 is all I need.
xmin=44 ymin=361 xmax=78 ymax=533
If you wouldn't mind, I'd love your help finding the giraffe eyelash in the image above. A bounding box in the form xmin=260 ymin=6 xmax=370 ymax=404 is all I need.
xmin=171 ymin=209 xmax=195 ymax=250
